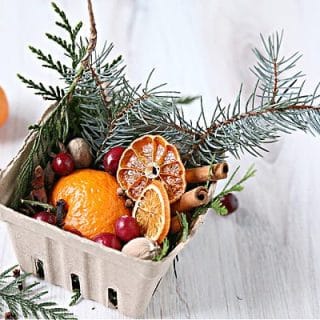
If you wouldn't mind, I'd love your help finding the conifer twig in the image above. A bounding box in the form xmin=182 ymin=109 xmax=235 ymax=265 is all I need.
xmin=11 ymin=0 xmax=98 ymax=208
xmin=182 ymin=104 xmax=320 ymax=164
xmin=192 ymin=165 xmax=256 ymax=218
xmin=0 ymin=265 xmax=76 ymax=320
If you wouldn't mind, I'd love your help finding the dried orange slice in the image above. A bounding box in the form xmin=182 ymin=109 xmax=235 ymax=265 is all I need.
xmin=132 ymin=180 xmax=170 ymax=243
xmin=117 ymin=135 xmax=186 ymax=203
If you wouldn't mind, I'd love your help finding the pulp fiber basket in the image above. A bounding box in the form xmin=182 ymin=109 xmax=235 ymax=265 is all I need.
xmin=0 ymin=110 xmax=211 ymax=317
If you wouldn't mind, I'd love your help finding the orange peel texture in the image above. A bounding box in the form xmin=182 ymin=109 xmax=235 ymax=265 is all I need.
xmin=0 ymin=87 xmax=9 ymax=127
xmin=51 ymin=169 xmax=130 ymax=239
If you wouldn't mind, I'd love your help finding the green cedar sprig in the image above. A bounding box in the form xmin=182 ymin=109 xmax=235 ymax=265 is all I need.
xmin=153 ymin=239 xmax=170 ymax=262
xmin=11 ymin=1 xmax=97 ymax=209
xmin=49 ymin=2 xmax=84 ymax=68
xmin=153 ymin=213 xmax=189 ymax=261
xmin=176 ymin=212 xmax=189 ymax=242
xmin=28 ymin=46 xmax=69 ymax=77
xmin=0 ymin=265 xmax=76 ymax=320
xmin=17 ymin=2 xmax=86 ymax=101
xmin=16 ymin=75 xmax=65 ymax=101
xmin=69 ymin=290 xmax=81 ymax=307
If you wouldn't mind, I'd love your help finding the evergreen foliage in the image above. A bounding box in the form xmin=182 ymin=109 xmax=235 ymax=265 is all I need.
xmin=193 ymin=165 xmax=256 ymax=218
xmin=0 ymin=266 xmax=76 ymax=320
xmin=12 ymin=3 xmax=320 ymax=213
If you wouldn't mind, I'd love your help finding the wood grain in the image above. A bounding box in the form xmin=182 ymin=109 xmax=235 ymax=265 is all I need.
xmin=1 ymin=0 xmax=320 ymax=318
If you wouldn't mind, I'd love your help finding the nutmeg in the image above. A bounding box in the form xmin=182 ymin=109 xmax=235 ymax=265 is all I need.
xmin=121 ymin=237 xmax=160 ymax=260
xmin=67 ymin=138 xmax=93 ymax=169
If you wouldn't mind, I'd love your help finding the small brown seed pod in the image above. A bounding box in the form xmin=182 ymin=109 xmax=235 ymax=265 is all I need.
xmin=67 ymin=138 xmax=93 ymax=169
xmin=125 ymin=198 xmax=134 ymax=208
xmin=117 ymin=188 xmax=125 ymax=197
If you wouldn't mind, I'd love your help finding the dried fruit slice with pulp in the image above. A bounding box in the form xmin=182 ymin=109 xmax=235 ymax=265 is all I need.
xmin=132 ymin=180 xmax=170 ymax=243
xmin=117 ymin=135 xmax=186 ymax=203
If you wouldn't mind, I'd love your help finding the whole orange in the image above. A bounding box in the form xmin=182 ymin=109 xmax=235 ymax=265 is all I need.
xmin=51 ymin=169 xmax=130 ymax=239
xmin=0 ymin=86 xmax=9 ymax=127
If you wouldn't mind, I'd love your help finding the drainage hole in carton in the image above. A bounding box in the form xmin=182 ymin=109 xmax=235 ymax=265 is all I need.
xmin=34 ymin=259 xmax=45 ymax=279
xmin=108 ymin=288 xmax=118 ymax=308
xmin=71 ymin=273 xmax=81 ymax=291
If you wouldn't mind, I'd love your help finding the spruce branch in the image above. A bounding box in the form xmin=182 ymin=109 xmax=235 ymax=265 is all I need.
xmin=178 ymin=32 xmax=320 ymax=166
xmin=182 ymin=103 xmax=320 ymax=164
xmin=174 ymin=95 xmax=201 ymax=105
xmin=0 ymin=266 xmax=76 ymax=320
xmin=94 ymin=30 xmax=320 ymax=167
xmin=11 ymin=1 xmax=320 ymax=214
xmin=95 ymin=75 xmax=187 ymax=161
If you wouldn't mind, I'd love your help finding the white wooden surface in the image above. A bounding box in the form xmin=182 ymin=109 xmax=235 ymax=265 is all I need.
xmin=1 ymin=0 xmax=320 ymax=318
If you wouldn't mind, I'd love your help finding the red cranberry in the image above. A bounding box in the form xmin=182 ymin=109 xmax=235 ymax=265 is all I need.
xmin=220 ymin=193 xmax=239 ymax=214
xmin=103 ymin=147 xmax=125 ymax=176
xmin=115 ymin=215 xmax=141 ymax=242
xmin=52 ymin=152 xmax=75 ymax=176
xmin=92 ymin=233 xmax=122 ymax=250
xmin=33 ymin=211 xmax=56 ymax=225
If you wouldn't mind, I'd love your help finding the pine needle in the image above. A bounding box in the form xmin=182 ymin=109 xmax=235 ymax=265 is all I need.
xmin=69 ymin=290 xmax=81 ymax=307
xmin=0 ymin=266 xmax=76 ymax=320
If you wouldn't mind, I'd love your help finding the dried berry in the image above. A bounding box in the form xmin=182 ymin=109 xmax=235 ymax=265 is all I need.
xmin=52 ymin=152 xmax=75 ymax=176
xmin=115 ymin=215 xmax=141 ymax=242
xmin=92 ymin=233 xmax=122 ymax=250
xmin=33 ymin=211 xmax=57 ymax=225
xmin=220 ymin=193 xmax=239 ymax=214
xmin=103 ymin=146 xmax=125 ymax=176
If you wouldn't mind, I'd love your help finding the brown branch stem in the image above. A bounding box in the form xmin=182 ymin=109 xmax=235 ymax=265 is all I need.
xmin=67 ymin=0 xmax=97 ymax=103
xmin=81 ymin=0 xmax=97 ymax=69
xmin=271 ymin=59 xmax=278 ymax=105
xmin=89 ymin=66 xmax=112 ymax=115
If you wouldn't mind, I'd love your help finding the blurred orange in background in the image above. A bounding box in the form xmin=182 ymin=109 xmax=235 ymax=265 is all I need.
xmin=0 ymin=87 xmax=9 ymax=127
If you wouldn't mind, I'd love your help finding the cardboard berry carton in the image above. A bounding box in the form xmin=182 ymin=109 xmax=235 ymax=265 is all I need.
xmin=0 ymin=110 xmax=213 ymax=317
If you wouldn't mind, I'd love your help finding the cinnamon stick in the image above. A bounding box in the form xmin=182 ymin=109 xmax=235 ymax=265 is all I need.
xmin=186 ymin=162 xmax=228 ymax=184
xmin=30 ymin=166 xmax=47 ymax=203
xmin=170 ymin=215 xmax=182 ymax=234
xmin=171 ymin=186 xmax=209 ymax=213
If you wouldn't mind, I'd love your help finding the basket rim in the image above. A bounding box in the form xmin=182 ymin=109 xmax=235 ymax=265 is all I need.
xmin=0 ymin=198 xmax=208 ymax=266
